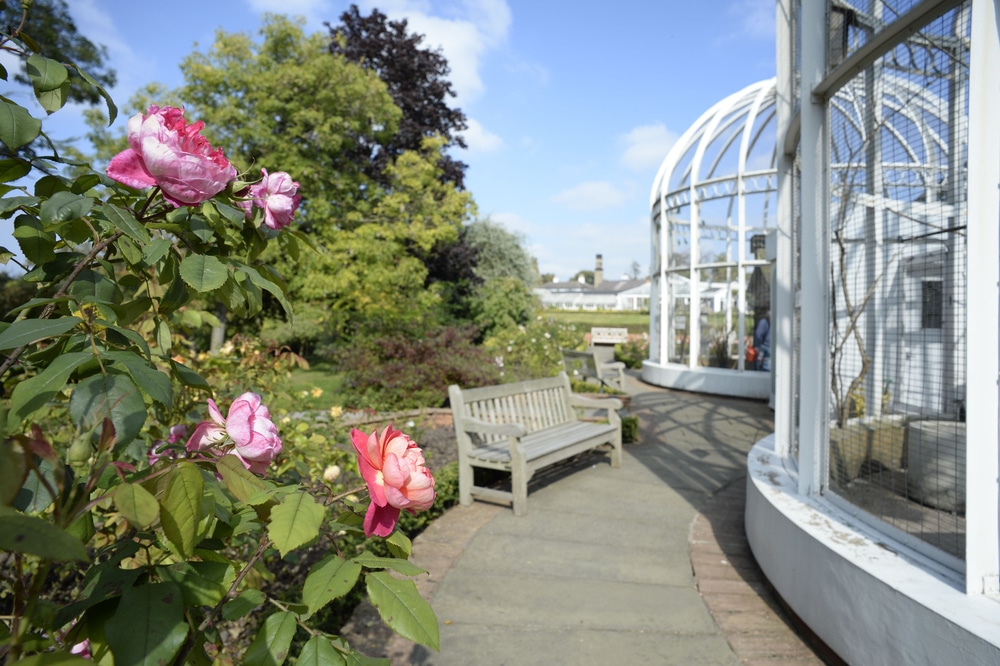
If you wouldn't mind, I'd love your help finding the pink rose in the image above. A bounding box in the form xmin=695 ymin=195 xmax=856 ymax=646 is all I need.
xmin=186 ymin=393 xmax=282 ymax=475
xmin=238 ymin=168 xmax=301 ymax=230
xmin=351 ymin=425 xmax=436 ymax=538
xmin=107 ymin=105 xmax=237 ymax=207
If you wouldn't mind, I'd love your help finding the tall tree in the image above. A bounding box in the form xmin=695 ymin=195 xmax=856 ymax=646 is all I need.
xmin=0 ymin=0 xmax=116 ymax=106
xmin=327 ymin=4 xmax=468 ymax=188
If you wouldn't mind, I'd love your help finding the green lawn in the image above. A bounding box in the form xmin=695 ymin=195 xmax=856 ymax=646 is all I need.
xmin=270 ymin=360 xmax=347 ymax=412
xmin=542 ymin=310 xmax=650 ymax=334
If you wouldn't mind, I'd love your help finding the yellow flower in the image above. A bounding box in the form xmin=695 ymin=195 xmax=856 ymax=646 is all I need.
xmin=310 ymin=387 xmax=323 ymax=398
xmin=329 ymin=405 xmax=343 ymax=419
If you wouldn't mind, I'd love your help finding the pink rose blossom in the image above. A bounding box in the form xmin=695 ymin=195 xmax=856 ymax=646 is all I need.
xmin=107 ymin=105 xmax=237 ymax=208
xmin=351 ymin=425 xmax=436 ymax=538
xmin=186 ymin=393 xmax=282 ymax=475
xmin=70 ymin=639 xmax=91 ymax=658
xmin=238 ymin=168 xmax=301 ymax=230
xmin=148 ymin=424 xmax=190 ymax=465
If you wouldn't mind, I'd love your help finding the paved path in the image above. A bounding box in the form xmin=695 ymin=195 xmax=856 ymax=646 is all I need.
xmin=363 ymin=374 xmax=826 ymax=665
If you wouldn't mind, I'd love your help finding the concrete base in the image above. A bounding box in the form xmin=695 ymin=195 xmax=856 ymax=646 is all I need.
xmin=745 ymin=435 xmax=1000 ymax=666
xmin=641 ymin=360 xmax=771 ymax=400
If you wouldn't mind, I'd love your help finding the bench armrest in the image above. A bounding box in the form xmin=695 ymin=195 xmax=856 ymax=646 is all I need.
xmin=569 ymin=394 xmax=623 ymax=411
xmin=458 ymin=416 xmax=527 ymax=438
xmin=598 ymin=361 xmax=626 ymax=372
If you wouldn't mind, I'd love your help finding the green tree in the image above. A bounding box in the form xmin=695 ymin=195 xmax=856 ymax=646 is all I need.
xmin=327 ymin=4 xmax=468 ymax=188
xmin=464 ymin=218 xmax=538 ymax=286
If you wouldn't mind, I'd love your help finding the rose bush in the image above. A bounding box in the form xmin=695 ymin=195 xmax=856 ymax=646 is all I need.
xmin=0 ymin=6 xmax=439 ymax=664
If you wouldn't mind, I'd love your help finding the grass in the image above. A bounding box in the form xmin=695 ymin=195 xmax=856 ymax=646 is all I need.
xmin=542 ymin=309 xmax=650 ymax=334
xmin=271 ymin=359 xmax=347 ymax=412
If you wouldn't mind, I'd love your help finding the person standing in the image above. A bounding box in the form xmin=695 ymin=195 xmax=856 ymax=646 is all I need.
xmin=753 ymin=310 xmax=771 ymax=371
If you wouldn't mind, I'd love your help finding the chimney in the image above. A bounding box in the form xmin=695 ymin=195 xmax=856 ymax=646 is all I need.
xmin=594 ymin=254 xmax=604 ymax=288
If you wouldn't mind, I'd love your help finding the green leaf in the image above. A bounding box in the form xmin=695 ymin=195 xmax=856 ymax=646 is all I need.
xmin=112 ymin=482 xmax=159 ymax=529
xmin=169 ymin=359 xmax=210 ymax=391
xmin=352 ymin=552 xmax=426 ymax=576
xmin=103 ymin=351 xmax=172 ymax=407
xmin=221 ymin=588 xmax=266 ymax=621
xmin=386 ymin=531 xmax=412 ymax=559
xmin=365 ymin=571 xmax=439 ymax=650
xmin=13 ymin=214 xmax=56 ymax=265
xmin=68 ymin=63 xmax=117 ymax=125
xmin=142 ymin=237 xmax=172 ymax=266
xmin=0 ymin=195 xmax=40 ymax=216
xmin=297 ymin=636 xmax=346 ymax=665
xmin=71 ymin=173 xmax=102 ymax=194
xmin=39 ymin=191 xmax=93 ymax=225
xmin=0 ymin=316 xmax=81 ymax=350
xmin=0 ymin=158 xmax=31 ymax=183
xmin=155 ymin=318 xmax=171 ymax=354
xmin=236 ymin=263 xmax=293 ymax=319
xmin=36 ymin=81 xmax=70 ymax=115
xmin=244 ymin=611 xmax=296 ymax=666
xmin=67 ymin=268 xmax=120 ymax=305
xmin=69 ymin=372 xmax=146 ymax=450
xmin=157 ymin=561 xmax=235 ymax=607
xmin=180 ymin=254 xmax=228 ymax=291
xmin=14 ymin=458 xmax=57 ymax=513
xmin=217 ymin=455 xmax=275 ymax=506
xmin=0 ymin=439 xmax=29 ymax=506
xmin=0 ymin=97 xmax=42 ymax=150
xmin=100 ymin=202 xmax=151 ymax=244
xmin=106 ymin=583 xmax=188 ymax=666
xmin=302 ymin=555 xmax=362 ymax=617
xmin=159 ymin=462 xmax=204 ymax=558
xmin=267 ymin=490 xmax=325 ymax=557
xmin=0 ymin=507 xmax=88 ymax=561
xmin=9 ymin=351 xmax=91 ymax=429
xmin=26 ymin=55 xmax=69 ymax=92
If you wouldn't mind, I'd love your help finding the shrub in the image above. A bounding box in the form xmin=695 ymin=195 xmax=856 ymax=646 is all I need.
xmin=484 ymin=315 xmax=586 ymax=382
xmin=615 ymin=336 xmax=649 ymax=369
xmin=337 ymin=326 xmax=499 ymax=411
xmin=622 ymin=415 xmax=639 ymax=443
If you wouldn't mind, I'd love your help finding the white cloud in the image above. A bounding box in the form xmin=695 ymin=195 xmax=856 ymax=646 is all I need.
xmin=461 ymin=118 xmax=503 ymax=153
xmin=551 ymin=181 xmax=629 ymax=212
xmin=620 ymin=123 xmax=678 ymax=172
xmin=360 ymin=0 xmax=512 ymax=103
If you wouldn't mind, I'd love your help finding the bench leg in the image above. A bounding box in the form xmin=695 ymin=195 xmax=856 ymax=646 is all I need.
xmin=611 ymin=431 xmax=623 ymax=468
xmin=458 ymin=461 xmax=474 ymax=506
xmin=512 ymin=465 xmax=528 ymax=516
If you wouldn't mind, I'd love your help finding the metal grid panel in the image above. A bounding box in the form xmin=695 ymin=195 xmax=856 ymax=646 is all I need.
xmin=824 ymin=2 xmax=970 ymax=559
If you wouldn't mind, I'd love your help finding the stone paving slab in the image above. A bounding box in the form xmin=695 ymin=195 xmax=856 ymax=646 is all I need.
xmin=369 ymin=376 xmax=830 ymax=665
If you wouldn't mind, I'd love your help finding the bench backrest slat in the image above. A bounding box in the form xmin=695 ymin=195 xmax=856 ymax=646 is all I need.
xmin=451 ymin=373 xmax=577 ymax=438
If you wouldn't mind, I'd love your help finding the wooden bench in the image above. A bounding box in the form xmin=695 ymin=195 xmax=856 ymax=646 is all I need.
xmin=448 ymin=372 xmax=623 ymax=516
xmin=560 ymin=348 xmax=626 ymax=392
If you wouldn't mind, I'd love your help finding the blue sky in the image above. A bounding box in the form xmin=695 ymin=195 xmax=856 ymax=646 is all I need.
xmin=10 ymin=0 xmax=777 ymax=282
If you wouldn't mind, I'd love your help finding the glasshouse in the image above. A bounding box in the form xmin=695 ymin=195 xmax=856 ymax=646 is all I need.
xmin=645 ymin=78 xmax=777 ymax=400
xmin=644 ymin=0 xmax=1000 ymax=662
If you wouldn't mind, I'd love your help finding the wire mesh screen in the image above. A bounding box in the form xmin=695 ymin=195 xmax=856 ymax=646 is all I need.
xmin=825 ymin=2 xmax=970 ymax=559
